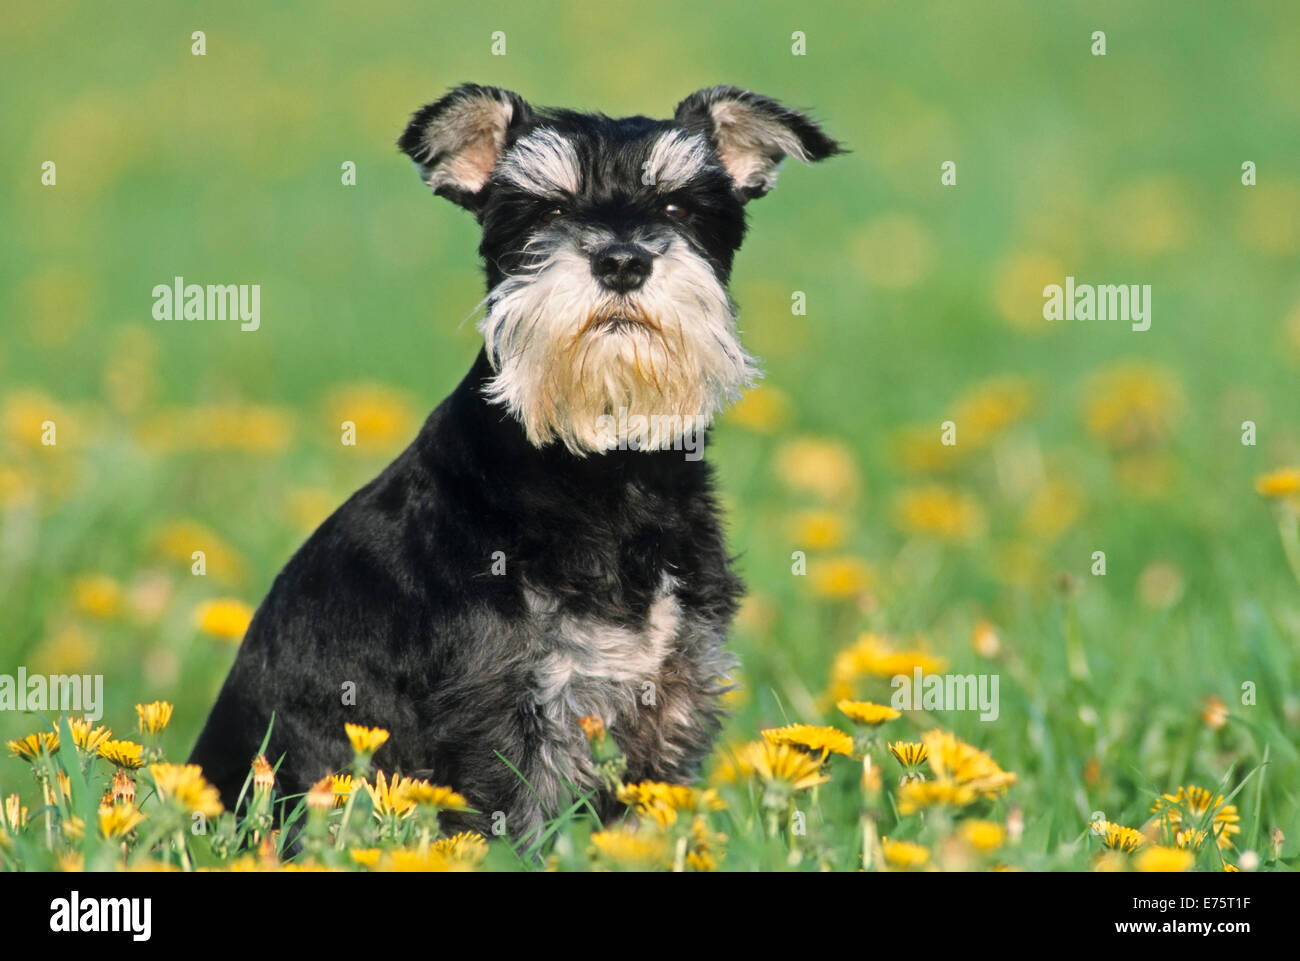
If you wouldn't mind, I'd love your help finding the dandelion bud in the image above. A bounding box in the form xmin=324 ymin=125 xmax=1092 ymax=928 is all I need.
xmin=1006 ymin=806 xmax=1025 ymax=844
xmin=1200 ymin=696 xmax=1228 ymax=731
xmin=110 ymin=769 xmax=136 ymax=805
xmin=306 ymin=775 xmax=334 ymax=812
xmin=252 ymin=754 xmax=275 ymax=794
xmin=577 ymin=715 xmax=606 ymax=744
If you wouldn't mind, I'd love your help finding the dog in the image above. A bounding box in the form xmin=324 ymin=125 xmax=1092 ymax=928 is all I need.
xmin=189 ymin=83 xmax=840 ymax=841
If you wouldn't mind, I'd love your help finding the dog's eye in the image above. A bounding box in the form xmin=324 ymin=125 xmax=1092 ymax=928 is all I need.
xmin=664 ymin=203 xmax=688 ymax=220
xmin=540 ymin=207 xmax=565 ymax=223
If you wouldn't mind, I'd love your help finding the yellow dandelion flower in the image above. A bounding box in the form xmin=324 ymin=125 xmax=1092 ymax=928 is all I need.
xmin=4 ymin=795 xmax=29 ymax=833
xmin=135 ymin=700 xmax=174 ymax=736
xmin=8 ymin=731 xmax=59 ymax=762
xmin=1021 ymin=479 xmax=1084 ymax=542
xmin=872 ymin=649 xmax=949 ymax=679
xmin=383 ymin=848 xmax=472 ymax=872
xmin=773 ymin=437 xmax=860 ymax=504
xmin=1150 ymin=785 xmax=1241 ymax=850
xmin=431 ymin=831 xmax=490 ymax=864
xmin=1093 ymin=851 xmax=1130 ymax=873
xmin=897 ymin=778 xmax=978 ymax=815
xmin=992 ymin=250 xmax=1064 ymax=331
xmin=345 ymin=723 xmax=390 ymax=755
xmin=890 ymin=423 xmax=960 ymax=474
xmin=828 ymin=633 xmax=948 ymax=700
xmin=1082 ymin=362 xmax=1183 ymax=451
xmin=152 ymin=520 xmax=245 ymax=582
xmin=960 ymin=819 xmax=1006 ymax=852
xmin=589 ymin=826 xmax=669 ymax=868
xmin=137 ymin=404 xmax=292 ymax=454
xmin=363 ymin=770 xmax=417 ymax=819
xmin=616 ymin=781 xmax=725 ymax=827
xmin=893 ymin=485 xmax=986 ymax=539
xmin=325 ymin=383 xmax=417 ymax=450
xmin=952 ymin=376 xmax=1034 ymax=448
xmin=1255 ymin=467 xmax=1300 ymax=499
xmin=888 ymin=740 xmax=929 ymax=768
xmin=397 ymin=780 xmax=471 ymax=812
xmin=68 ymin=717 xmax=112 ymax=754
xmin=331 ymin=774 xmax=354 ymax=808
xmin=348 ymin=848 xmax=382 ymax=868
xmin=99 ymin=803 xmax=145 ymax=839
xmin=72 ymin=574 xmax=123 ymax=619
xmin=709 ymin=742 xmax=758 ymax=785
xmin=1103 ymin=175 xmax=1195 ymax=257
xmin=922 ymin=730 xmax=1016 ymax=797
xmin=3 ymin=389 xmax=73 ymax=449
xmin=837 ymin=700 xmax=900 ymax=726
xmin=148 ymin=764 xmax=223 ymax=817
xmin=194 ymin=598 xmax=254 ymax=641
xmin=1175 ymin=828 xmax=1211 ymax=851
xmin=1097 ymin=820 xmax=1144 ymax=853
xmin=1135 ymin=846 xmax=1195 ymax=873
xmin=726 ymin=385 xmax=791 ymax=433
xmin=761 ymin=723 xmax=854 ymax=760
xmin=685 ymin=815 xmax=726 ymax=872
xmin=882 ymin=838 xmax=931 ymax=870
xmin=789 ymin=509 xmax=849 ymax=551
xmin=743 ymin=740 xmax=832 ymax=793
xmin=808 ymin=555 xmax=873 ymax=600
xmin=98 ymin=739 xmax=144 ymax=769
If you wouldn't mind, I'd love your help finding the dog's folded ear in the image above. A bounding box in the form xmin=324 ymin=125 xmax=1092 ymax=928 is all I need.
xmin=674 ymin=86 xmax=842 ymax=201
xmin=399 ymin=83 xmax=533 ymax=210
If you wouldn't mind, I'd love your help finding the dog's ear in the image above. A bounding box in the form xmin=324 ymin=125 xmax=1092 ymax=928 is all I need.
xmin=398 ymin=83 xmax=533 ymax=210
xmin=674 ymin=86 xmax=842 ymax=201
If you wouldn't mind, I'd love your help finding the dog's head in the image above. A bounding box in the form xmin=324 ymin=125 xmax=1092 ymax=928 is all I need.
xmin=399 ymin=84 xmax=841 ymax=454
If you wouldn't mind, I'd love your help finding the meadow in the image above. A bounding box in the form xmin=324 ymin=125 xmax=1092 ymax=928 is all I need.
xmin=1 ymin=0 xmax=1298 ymax=872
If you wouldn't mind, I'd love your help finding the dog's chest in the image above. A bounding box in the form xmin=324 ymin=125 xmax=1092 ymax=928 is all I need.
xmin=521 ymin=575 xmax=710 ymax=797
xmin=525 ymin=581 xmax=681 ymax=728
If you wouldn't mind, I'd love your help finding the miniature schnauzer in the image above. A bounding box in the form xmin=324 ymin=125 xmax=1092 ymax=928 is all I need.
xmin=190 ymin=83 xmax=840 ymax=841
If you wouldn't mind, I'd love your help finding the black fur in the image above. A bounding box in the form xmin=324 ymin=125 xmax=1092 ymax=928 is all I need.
xmin=189 ymin=350 xmax=741 ymax=836
xmin=189 ymin=84 xmax=839 ymax=841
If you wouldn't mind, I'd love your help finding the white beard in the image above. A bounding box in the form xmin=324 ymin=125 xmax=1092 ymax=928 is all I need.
xmin=479 ymin=237 xmax=756 ymax=455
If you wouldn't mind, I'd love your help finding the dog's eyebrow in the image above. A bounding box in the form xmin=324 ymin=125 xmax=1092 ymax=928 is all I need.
xmin=646 ymin=130 xmax=714 ymax=192
xmin=497 ymin=128 xmax=581 ymax=198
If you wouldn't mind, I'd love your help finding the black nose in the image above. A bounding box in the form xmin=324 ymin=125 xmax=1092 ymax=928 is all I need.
xmin=591 ymin=244 xmax=653 ymax=293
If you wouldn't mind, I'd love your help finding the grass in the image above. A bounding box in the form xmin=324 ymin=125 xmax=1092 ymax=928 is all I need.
xmin=1 ymin=0 xmax=1299 ymax=871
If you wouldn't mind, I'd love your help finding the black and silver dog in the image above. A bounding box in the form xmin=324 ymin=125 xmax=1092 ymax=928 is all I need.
xmin=189 ymin=84 xmax=839 ymax=840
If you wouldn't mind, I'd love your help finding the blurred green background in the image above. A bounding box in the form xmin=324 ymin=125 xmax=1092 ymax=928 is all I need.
xmin=3 ymin=0 xmax=1299 ymax=865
